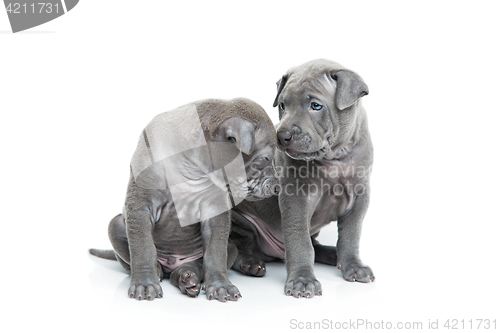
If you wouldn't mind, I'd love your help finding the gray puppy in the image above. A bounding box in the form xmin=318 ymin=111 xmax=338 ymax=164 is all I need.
xmin=90 ymin=98 xmax=279 ymax=302
xmin=230 ymin=60 xmax=374 ymax=297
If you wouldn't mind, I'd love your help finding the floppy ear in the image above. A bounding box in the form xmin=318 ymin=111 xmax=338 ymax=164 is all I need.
xmin=332 ymin=70 xmax=369 ymax=110
xmin=222 ymin=119 xmax=255 ymax=155
xmin=273 ymin=74 xmax=289 ymax=107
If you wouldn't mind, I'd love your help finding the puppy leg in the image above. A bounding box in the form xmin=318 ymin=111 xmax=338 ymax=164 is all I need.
xmin=337 ymin=194 xmax=374 ymax=283
xmin=227 ymin=239 xmax=238 ymax=269
xmin=108 ymin=214 xmax=132 ymax=272
xmin=230 ymin=212 xmax=266 ymax=277
xmin=108 ymin=214 xmax=164 ymax=280
xmin=230 ymin=227 xmax=266 ymax=277
xmin=125 ymin=200 xmax=165 ymax=300
xmin=311 ymin=232 xmax=337 ymax=266
xmin=280 ymin=190 xmax=323 ymax=298
xmin=201 ymin=212 xmax=241 ymax=302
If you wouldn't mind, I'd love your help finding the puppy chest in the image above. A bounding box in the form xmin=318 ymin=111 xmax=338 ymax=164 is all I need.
xmin=308 ymin=163 xmax=368 ymax=221
xmin=311 ymin=194 xmax=350 ymax=228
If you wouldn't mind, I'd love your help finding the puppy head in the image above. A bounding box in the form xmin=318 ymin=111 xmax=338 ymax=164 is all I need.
xmin=203 ymin=98 xmax=280 ymax=200
xmin=273 ymin=59 xmax=368 ymax=160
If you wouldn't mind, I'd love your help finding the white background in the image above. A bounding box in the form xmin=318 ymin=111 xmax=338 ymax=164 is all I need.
xmin=1 ymin=1 xmax=499 ymax=332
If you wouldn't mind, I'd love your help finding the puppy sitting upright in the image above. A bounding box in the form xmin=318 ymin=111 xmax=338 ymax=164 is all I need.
xmin=231 ymin=60 xmax=374 ymax=297
xmin=90 ymin=98 xmax=279 ymax=302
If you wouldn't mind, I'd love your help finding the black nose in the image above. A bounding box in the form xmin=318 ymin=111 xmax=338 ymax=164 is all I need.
xmin=277 ymin=130 xmax=292 ymax=146
xmin=272 ymin=184 xmax=281 ymax=195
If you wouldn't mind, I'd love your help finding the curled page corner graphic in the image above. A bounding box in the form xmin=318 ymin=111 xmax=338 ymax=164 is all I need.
xmin=3 ymin=0 xmax=79 ymax=33
xmin=64 ymin=0 xmax=77 ymax=11
xmin=131 ymin=105 xmax=249 ymax=227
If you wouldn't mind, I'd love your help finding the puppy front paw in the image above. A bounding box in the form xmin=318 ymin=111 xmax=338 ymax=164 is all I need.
xmin=338 ymin=260 xmax=375 ymax=283
xmin=285 ymin=270 xmax=322 ymax=298
xmin=128 ymin=276 xmax=163 ymax=301
xmin=203 ymin=274 xmax=241 ymax=302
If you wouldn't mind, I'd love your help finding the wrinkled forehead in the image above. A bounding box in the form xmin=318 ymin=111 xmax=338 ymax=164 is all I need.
xmin=285 ymin=71 xmax=337 ymax=101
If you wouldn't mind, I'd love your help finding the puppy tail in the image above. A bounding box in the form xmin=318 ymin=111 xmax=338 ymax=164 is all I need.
xmin=89 ymin=248 xmax=117 ymax=261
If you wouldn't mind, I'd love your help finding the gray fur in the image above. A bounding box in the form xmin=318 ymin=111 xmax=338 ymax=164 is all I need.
xmin=231 ymin=60 xmax=374 ymax=298
xmin=90 ymin=98 xmax=278 ymax=302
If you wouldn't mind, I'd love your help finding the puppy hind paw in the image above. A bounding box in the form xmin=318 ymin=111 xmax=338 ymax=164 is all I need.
xmin=178 ymin=270 xmax=202 ymax=297
xmin=235 ymin=254 xmax=266 ymax=277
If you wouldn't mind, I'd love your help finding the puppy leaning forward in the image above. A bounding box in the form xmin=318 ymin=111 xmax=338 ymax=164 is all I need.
xmin=90 ymin=98 xmax=279 ymax=302
xmin=230 ymin=59 xmax=375 ymax=298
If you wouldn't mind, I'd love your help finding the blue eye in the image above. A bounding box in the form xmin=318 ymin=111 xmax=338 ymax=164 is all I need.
xmin=311 ymin=102 xmax=323 ymax=110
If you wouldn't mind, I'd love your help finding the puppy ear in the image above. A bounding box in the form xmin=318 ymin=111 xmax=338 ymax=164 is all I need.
xmin=332 ymin=71 xmax=369 ymax=110
xmin=273 ymin=74 xmax=289 ymax=107
xmin=221 ymin=119 xmax=255 ymax=155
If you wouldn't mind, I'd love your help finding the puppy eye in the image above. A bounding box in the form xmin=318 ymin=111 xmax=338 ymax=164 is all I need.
xmin=311 ymin=102 xmax=323 ymax=111
xmin=279 ymin=102 xmax=285 ymax=111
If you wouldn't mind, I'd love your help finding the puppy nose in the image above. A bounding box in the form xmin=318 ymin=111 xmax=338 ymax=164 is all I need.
xmin=277 ymin=130 xmax=293 ymax=146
